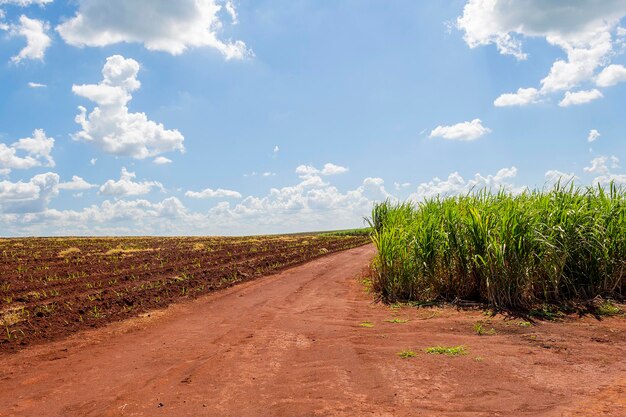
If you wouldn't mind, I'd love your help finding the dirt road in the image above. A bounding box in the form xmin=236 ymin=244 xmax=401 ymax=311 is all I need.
xmin=1 ymin=245 xmax=625 ymax=416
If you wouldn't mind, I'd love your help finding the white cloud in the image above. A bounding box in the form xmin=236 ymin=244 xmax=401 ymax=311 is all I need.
xmin=204 ymin=176 xmax=380 ymax=232
xmin=273 ymin=145 xmax=279 ymax=154
xmin=56 ymin=0 xmax=251 ymax=59
xmin=262 ymin=172 xmax=275 ymax=177
xmin=429 ymin=118 xmax=491 ymax=141
xmin=72 ymin=55 xmax=185 ymax=160
xmin=0 ymin=129 xmax=54 ymax=174
xmin=544 ymin=170 xmax=578 ymax=187
xmin=321 ymin=163 xmax=349 ymax=176
xmin=99 ymin=167 xmax=163 ymax=197
xmin=27 ymin=81 xmax=46 ymax=88
xmin=0 ymin=0 xmax=53 ymax=5
xmin=584 ymin=155 xmax=620 ymax=175
xmin=15 ymin=197 xmax=190 ymax=236
xmin=493 ymin=87 xmax=539 ymax=107
xmin=558 ymin=89 xmax=603 ymax=107
xmin=0 ymin=172 xmax=58 ymax=213
xmin=409 ymin=167 xmax=521 ymax=201
xmin=592 ymin=173 xmax=626 ymax=185
xmin=584 ymin=155 xmax=626 ymax=185
xmin=295 ymin=163 xmax=349 ymax=178
xmin=153 ymin=156 xmax=172 ymax=165
xmin=225 ymin=0 xmax=238 ymax=25
xmin=89 ymin=158 xmax=97 ymax=166
xmin=394 ymin=182 xmax=411 ymax=191
xmin=457 ymin=0 xmax=626 ymax=105
xmin=596 ymin=64 xmax=626 ymax=86
xmin=185 ymin=187 xmax=242 ymax=199
xmin=59 ymin=175 xmax=96 ymax=191
xmin=588 ymin=129 xmax=601 ymax=143
xmin=10 ymin=15 xmax=51 ymax=63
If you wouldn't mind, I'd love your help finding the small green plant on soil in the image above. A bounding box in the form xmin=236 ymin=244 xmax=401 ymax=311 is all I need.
xmin=385 ymin=318 xmax=408 ymax=323
xmin=517 ymin=320 xmax=533 ymax=327
xmin=424 ymin=345 xmax=468 ymax=356
xmin=473 ymin=321 xmax=496 ymax=336
xmin=397 ymin=350 xmax=416 ymax=359
xmin=360 ymin=321 xmax=374 ymax=328
xmin=596 ymin=301 xmax=622 ymax=316
xmin=529 ymin=305 xmax=565 ymax=321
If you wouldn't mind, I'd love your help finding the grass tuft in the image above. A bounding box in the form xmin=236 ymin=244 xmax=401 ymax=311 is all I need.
xmin=425 ymin=345 xmax=468 ymax=356
xmin=397 ymin=350 xmax=416 ymax=359
xmin=473 ymin=321 xmax=496 ymax=336
xmin=385 ymin=318 xmax=409 ymax=323
xmin=596 ymin=301 xmax=622 ymax=316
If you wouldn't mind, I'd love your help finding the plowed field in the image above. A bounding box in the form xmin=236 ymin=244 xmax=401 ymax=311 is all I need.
xmin=0 ymin=234 xmax=369 ymax=353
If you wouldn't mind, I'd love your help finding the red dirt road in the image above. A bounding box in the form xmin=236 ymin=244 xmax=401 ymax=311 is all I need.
xmin=1 ymin=245 xmax=625 ymax=417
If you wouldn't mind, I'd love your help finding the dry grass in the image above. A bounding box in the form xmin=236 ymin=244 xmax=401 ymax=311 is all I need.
xmin=58 ymin=247 xmax=81 ymax=257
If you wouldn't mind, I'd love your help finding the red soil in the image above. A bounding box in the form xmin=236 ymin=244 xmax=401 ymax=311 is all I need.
xmin=0 ymin=235 xmax=369 ymax=353
xmin=0 ymin=245 xmax=625 ymax=416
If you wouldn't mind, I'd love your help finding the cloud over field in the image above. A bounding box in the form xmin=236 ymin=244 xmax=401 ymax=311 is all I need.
xmin=458 ymin=0 xmax=626 ymax=107
xmin=56 ymin=0 xmax=251 ymax=58
xmin=8 ymin=15 xmax=51 ymax=63
xmin=72 ymin=55 xmax=185 ymax=161
xmin=429 ymin=119 xmax=491 ymax=141
xmin=0 ymin=129 xmax=55 ymax=175
xmin=99 ymin=167 xmax=164 ymax=197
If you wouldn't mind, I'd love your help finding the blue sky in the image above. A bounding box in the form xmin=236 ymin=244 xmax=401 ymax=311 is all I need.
xmin=1 ymin=0 xmax=625 ymax=236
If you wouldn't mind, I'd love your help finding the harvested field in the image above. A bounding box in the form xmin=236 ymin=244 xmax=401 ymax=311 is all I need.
xmin=0 ymin=234 xmax=369 ymax=353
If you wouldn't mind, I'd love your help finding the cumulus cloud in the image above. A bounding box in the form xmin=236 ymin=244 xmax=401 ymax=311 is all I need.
xmin=409 ymin=167 xmax=521 ymax=201
xmin=56 ymin=0 xmax=251 ymax=59
xmin=99 ymin=167 xmax=163 ymax=197
xmin=13 ymin=197 xmax=190 ymax=236
xmin=558 ymin=89 xmax=603 ymax=107
xmin=457 ymin=0 xmax=626 ymax=106
xmin=185 ymin=187 xmax=242 ymax=199
xmin=72 ymin=55 xmax=185 ymax=160
xmin=9 ymin=15 xmax=51 ymax=63
xmin=584 ymin=155 xmax=620 ymax=175
xmin=0 ymin=129 xmax=54 ymax=175
xmin=494 ymin=87 xmax=539 ymax=107
xmin=584 ymin=155 xmax=626 ymax=185
xmin=429 ymin=119 xmax=491 ymax=141
xmin=295 ymin=163 xmax=349 ymax=178
xmin=153 ymin=156 xmax=172 ymax=165
xmin=544 ymin=170 xmax=578 ymax=187
xmin=58 ymin=176 xmax=96 ymax=191
xmin=0 ymin=172 xmax=58 ymax=213
xmin=596 ymin=64 xmax=626 ymax=86
xmin=588 ymin=129 xmax=601 ymax=143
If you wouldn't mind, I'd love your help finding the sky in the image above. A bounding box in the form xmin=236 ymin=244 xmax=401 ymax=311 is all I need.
xmin=0 ymin=0 xmax=625 ymax=236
